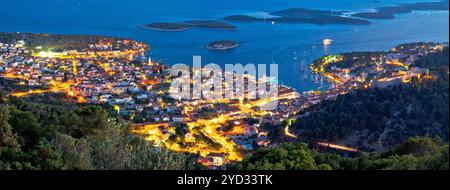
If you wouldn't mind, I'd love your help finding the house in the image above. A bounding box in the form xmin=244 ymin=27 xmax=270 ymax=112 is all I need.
xmin=136 ymin=93 xmax=148 ymax=100
xmin=257 ymin=134 xmax=270 ymax=147
xmin=153 ymin=116 xmax=161 ymax=122
xmin=115 ymin=98 xmax=126 ymax=104
xmin=172 ymin=115 xmax=189 ymax=122
xmin=203 ymin=153 xmax=225 ymax=167
xmin=135 ymin=105 xmax=144 ymax=112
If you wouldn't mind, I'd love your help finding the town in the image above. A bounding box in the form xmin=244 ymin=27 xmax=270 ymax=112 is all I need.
xmin=310 ymin=42 xmax=447 ymax=91
xmin=1 ymin=34 xmax=447 ymax=169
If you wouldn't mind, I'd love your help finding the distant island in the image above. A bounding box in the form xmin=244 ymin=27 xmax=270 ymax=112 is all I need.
xmin=352 ymin=1 xmax=449 ymax=19
xmin=139 ymin=20 xmax=238 ymax=31
xmin=139 ymin=1 xmax=449 ymax=30
xmin=223 ymin=1 xmax=449 ymax=25
xmin=206 ymin=40 xmax=239 ymax=51
xmin=223 ymin=8 xmax=371 ymax=25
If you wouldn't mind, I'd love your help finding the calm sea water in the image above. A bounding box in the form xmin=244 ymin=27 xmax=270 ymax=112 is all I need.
xmin=0 ymin=0 xmax=448 ymax=91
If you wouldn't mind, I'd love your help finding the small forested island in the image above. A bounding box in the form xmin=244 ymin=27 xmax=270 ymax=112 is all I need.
xmin=205 ymin=40 xmax=239 ymax=51
xmin=139 ymin=20 xmax=238 ymax=31
xmin=352 ymin=0 xmax=449 ymax=19
xmin=223 ymin=8 xmax=371 ymax=25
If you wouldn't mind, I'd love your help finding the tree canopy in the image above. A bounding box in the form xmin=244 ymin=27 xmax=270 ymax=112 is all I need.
xmin=0 ymin=99 xmax=188 ymax=170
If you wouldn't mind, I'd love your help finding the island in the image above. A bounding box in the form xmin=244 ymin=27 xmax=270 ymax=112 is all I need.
xmin=205 ymin=40 xmax=239 ymax=51
xmin=139 ymin=20 xmax=238 ymax=32
xmin=352 ymin=1 xmax=449 ymax=19
xmin=223 ymin=8 xmax=371 ymax=25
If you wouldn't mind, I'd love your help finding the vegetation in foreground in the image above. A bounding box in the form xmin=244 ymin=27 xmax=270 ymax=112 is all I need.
xmin=233 ymin=137 xmax=448 ymax=170
xmin=0 ymin=97 xmax=190 ymax=170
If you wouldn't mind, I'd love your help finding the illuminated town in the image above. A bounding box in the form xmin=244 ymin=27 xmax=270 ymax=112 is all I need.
xmin=1 ymin=36 xmax=447 ymax=168
xmin=310 ymin=43 xmax=447 ymax=94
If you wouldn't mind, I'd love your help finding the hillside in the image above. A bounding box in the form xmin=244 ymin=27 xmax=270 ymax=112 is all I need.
xmin=292 ymin=47 xmax=449 ymax=152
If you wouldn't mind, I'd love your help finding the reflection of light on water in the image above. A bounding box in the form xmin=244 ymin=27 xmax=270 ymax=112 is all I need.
xmin=323 ymin=39 xmax=333 ymax=46
xmin=323 ymin=39 xmax=333 ymax=55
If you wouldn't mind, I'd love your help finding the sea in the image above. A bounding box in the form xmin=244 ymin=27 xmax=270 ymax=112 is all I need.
xmin=0 ymin=0 xmax=448 ymax=92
